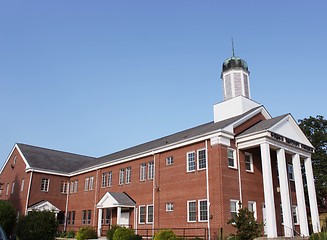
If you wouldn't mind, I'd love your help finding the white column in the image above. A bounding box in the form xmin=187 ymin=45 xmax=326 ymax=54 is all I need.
xmin=277 ymin=148 xmax=293 ymax=237
xmin=117 ymin=207 xmax=122 ymax=225
xmin=305 ymin=157 xmax=321 ymax=233
xmin=292 ymin=154 xmax=309 ymax=236
xmin=260 ymin=143 xmax=277 ymax=238
xmin=97 ymin=208 xmax=103 ymax=237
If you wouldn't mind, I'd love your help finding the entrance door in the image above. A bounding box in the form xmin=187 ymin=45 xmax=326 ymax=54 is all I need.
xmin=262 ymin=203 xmax=267 ymax=235
xmin=120 ymin=210 xmax=130 ymax=227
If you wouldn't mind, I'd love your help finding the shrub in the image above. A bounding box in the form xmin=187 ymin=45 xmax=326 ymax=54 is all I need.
xmin=130 ymin=234 xmax=143 ymax=240
xmin=113 ymin=227 xmax=135 ymax=240
xmin=16 ymin=210 xmax=58 ymax=240
xmin=76 ymin=227 xmax=97 ymax=240
xmin=107 ymin=225 xmax=121 ymax=240
xmin=309 ymin=232 xmax=327 ymax=240
xmin=0 ymin=200 xmax=16 ymax=236
xmin=66 ymin=230 xmax=76 ymax=238
xmin=154 ymin=229 xmax=177 ymax=240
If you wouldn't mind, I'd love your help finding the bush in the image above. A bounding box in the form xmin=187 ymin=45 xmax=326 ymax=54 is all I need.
xmin=113 ymin=227 xmax=135 ymax=240
xmin=0 ymin=200 xmax=16 ymax=236
xmin=66 ymin=230 xmax=76 ymax=238
xmin=16 ymin=210 xmax=58 ymax=240
xmin=154 ymin=229 xmax=177 ymax=240
xmin=106 ymin=225 xmax=121 ymax=240
xmin=309 ymin=232 xmax=327 ymax=240
xmin=76 ymin=227 xmax=97 ymax=240
xmin=130 ymin=234 xmax=143 ymax=240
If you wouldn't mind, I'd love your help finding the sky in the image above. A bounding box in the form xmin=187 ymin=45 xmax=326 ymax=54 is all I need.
xmin=0 ymin=1 xmax=326 ymax=167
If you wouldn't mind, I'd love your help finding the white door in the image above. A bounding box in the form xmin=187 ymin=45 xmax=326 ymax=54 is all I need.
xmin=262 ymin=203 xmax=267 ymax=235
xmin=120 ymin=211 xmax=129 ymax=227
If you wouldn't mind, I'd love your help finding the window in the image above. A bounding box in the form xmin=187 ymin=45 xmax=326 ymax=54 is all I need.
xmin=166 ymin=156 xmax=174 ymax=165
xmin=107 ymin=172 xmax=112 ymax=187
xmin=245 ymin=153 xmax=254 ymax=172
xmin=248 ymin=201 xmax=257 ymax=219
xmin=21 ymin=178 xmax=25 ymax=192
xmin=228 ymin=149 xmax=237 ymax=168
xmin=82 ymin=210 xmax=91 ymax=225
xmin=84 ymin=178 xmax=89 ymax=191
xmin=199 ymin=200 xmax=208 ymax=222
xmin=292 ymin=206 xmax=298 ymax=224
xmin=187 ymin=152 xmax=196 ymax=172
xmin=11 ymin=182 xmax=15 ymax=194
xmin=6 ymin=183 xmax=9 ymax=195
xmin=288 ymin=164 xmax=294 ymax=181
xmin=126 ymin=167 xmax=131 ymax=184
xmin=107 ymin=171 xmax=112 ymax=187
xmin=119 ymin=169 xmax=125 ymax=185
xmin=187 ymin=200 xmax=196 ymax=222
xmin=82 ymin=210 xmax=86 ymax=224
xmin=89 ymin=176 xmax=94 ymax=190
xmin=147 ymin=205 xmax=154 ymax=223
xmin=74 ymin=180 xmax=78 ymax=193
xmin=280 ymin=204 xmax=283 ymax=223
xmin=105 ymin=209 xmax=111 ymax=225
xmin=101 ymin=173 xmax=107 ymax=188
xmin=139 ymin=206 xmax=146 ymax=224
xmin=140 ymin=163 xmax=146 ymax=181
xmin=41 ymin=178 xmax=50 ymax=192
xmin=71 ymin=211 xmax=75 ymax=225
xmin=70 ymin=181 xmax=74 ymax=194
xmin=230 ymin=200 xmax=239 ymax=220
xmin=166 ymin=203 xmax=174 ymax=212
xmin=198 ymin=149 xmax=207 ymax=170
xmin=67 ymin=211 xmax=71 ymax=225
xmin=87 ymin=210 xmax=91 ymax=224
xmin=13 ymin=155 xmax=17 ymax=165
xmin=148 ymin=161 xmax=154 ymax=180
xmin=61 ymin=181 xmax=68 ymax=194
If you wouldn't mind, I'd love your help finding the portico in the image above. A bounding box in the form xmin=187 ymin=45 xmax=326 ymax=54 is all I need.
xmin=236 ymin=114 xmax=320 ymax=238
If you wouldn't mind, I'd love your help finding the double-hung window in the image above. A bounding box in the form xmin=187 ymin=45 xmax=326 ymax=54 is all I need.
xmin=139 ymin=206 xmax=146 ymax=224
xmin=126 ymin=167 xmax=131 ymax=184
xmin=228 ymin=149 xmax=237 ymax=169
xmin=119 ymin=169 xmax=125 ymax=185
xmin=107 ymin=171 xmax=112 ymax=187
xmin=101 ymin=173 xmax=107 ymax=188
xmin=245 ymin=153 xmax=254 ymax=172
xmin=230 ymin=199 xmax=239 ymax=220
xmin=74 ymin=180 xmax=78 ymax=193
xmin=288 ymin=164 xmax=294 ymax=181
xmin=89 ymin=177 xmax=94 ymax=190
xmin=61 ymin=181 xmax=68 ymax=194
xmin=187 ymin=200 xmax=197 ymax=222
xmin=140 ymin=163 xmax=146 ymax=181
xmin=41 ymin=178 xmax=50 ymax=192
xmin=11 ymin=182 xmax=15 ymax=194
xmin=84 ymin=178 xmax=89 ymax=191
xmin=70 ymin=181 xmax=74 ymax=194
xmin=147 ymin=205 xmax=154 ymax=223
xmin=148 ymin=161 xmax=154 ymax=180
xmin=199 ymin=200 xmax=208 ymax=222
xmin=187 ymin=152 xmax=196 ymax=172
xmin=198 ymin=149 xmax=206 ymax=170
xmin=248 ymin=201 xmax=257 ymax=219
xmin=292 ymin=206 xmax=298 ymax=224
xmin=166 ymin=202 xmax=174 ymax=212
xmin=21 ymin=178 xmax=25 ymax=192
xmin=166 ymin=156 xmax=174 ymax=165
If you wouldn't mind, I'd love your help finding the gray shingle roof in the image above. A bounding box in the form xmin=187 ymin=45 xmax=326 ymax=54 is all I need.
xmin=17 ymin=143 xmax=95 ymax=174
xmin=110 ymin=192 xmax=136 ymax=206
xmin=238 ymin=114 xmax=289 ymax=137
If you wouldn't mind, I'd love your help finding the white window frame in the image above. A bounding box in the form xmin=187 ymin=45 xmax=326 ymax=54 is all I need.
xmin=197 ymin=149 xmax=207 ymax=170
xmin=126 ymin=167 xmax=131 ymax=184
xmin=21 ymin=178 xmax=25 ymax=192
xmin=11 ymin=182 xmax=15 ymax=194
xmin=292 ymin=205 xmax=299 ymax=225
xmin=198 ymin=199 xmax=208 ymax=222
xmin=41 ymin=178 xmax=50 ymax=192
xmin=230 ymin=199 xmax=239 ymax=220
xmin=187 ymin=151 xmax=196 ymax=172
xmin=166 ymin=202 xmax=174 ymax=212
xmin=74 ymin=180 xmax=78 ymax=193
xmin=60 ymin=181 xmax=68 ymax=194
xmin=187 ymin=200 xmax=197 ymax=222
xmin=248 ymin=201 xmax=257 ymax=219
xmin=6 ymin=183 xmax=9 ymax=195
xmin=288 ymin=164 xmax=294 ymax=181
xmin=140 ymin=163 xmax=146 ymax=181
xmin=148 ymin=161 xmax=154 ymax=180
xmin=84 ymin=177 xmax=89 ymax=191
xmin=166 ymin=156 xmax=174 ymax=165
xmin=119 ymin=168 xmax=125 ymax=185
xmin=70 ymin=181 xmax=74 ymax=194
xmin=101 ymin=172 xmax=107 ymax=188
xmin=13 ymin=155 xmax=17 ymax=165
xmin=228 ymin=148 xmax=237 ymax=169
xmin=245 ymin=152 xmax=254 ymax=172
xmin=146 ymin=204 xmax=154 ymax=224
xmin=89 ymin=176 xmax=94 ymax=190
xmin=107 ymin=171 xmax=112 ymax=187
xmin=139 ymin=205 xmax=146 ymax=224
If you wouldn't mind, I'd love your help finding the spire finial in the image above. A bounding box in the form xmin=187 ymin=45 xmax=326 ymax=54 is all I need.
xmin=231 ymin=38 xmax=235 ymax=57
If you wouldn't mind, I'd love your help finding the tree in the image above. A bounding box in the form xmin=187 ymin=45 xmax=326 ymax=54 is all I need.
xmin=16 ymin=210 xmax=58 ymax=240
xmin=0 ymin=200 xmax=16 ymax=236
xmin=228 ymin=207 xmax=263 ymax=240
xmin=298 ymin=115 xmax=327 ymax=210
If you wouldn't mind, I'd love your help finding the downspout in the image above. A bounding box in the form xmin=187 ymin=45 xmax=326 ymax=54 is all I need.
xmin=94 ymin=169 xmax=100 ymax=227
xmin=236 ymin=144 xmax=243 ymax=205
xmin=25 ymin=170 xmax=33 ymax=215
xmin=152 ymin=152 xmax=156 ymax=238
xmin=64 ymin=181 xmax=70 ymax=231
xmin=205 ymin=140 xmax=211 ymax=240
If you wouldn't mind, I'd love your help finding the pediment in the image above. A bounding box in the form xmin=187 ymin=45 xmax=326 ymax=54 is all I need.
xmin=27 ymin=200 xmax=60 ymax=213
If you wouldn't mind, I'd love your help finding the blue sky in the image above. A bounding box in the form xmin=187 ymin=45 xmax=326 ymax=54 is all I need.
xmin=0 ymin=1 xmax=326 ymax=167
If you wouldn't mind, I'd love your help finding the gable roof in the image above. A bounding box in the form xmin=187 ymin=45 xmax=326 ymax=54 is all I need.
xmin=17 ymin=143 xmax=95 ymax=174
xmin=96 ymin=192 xmax=136 ymax=208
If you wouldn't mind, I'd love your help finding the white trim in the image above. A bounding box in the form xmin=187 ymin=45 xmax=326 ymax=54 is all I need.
xmin=248 ymin=201 xmax=257 ymax=220
xmin=187 ymin=200 xmax=197 ymax=223
xmin=186 ymin=151 xmax=196 ymax=172
xmin=165 ymin=202 xmax=174 ymax=212
xmin=25 ymin=170 xmax=33 ymax=214
xmin=0 ymin=144 xmax=30 ymax=174
xmin=198 ymin=199 xmax=208 ymax=222
xmin=228 ymin=148 xmax=237 ymax=169
xmin=138 ymin=205 xmax=146 ymax=224
xmin=146 ymin=204 xmax=154 ymax=224
xmin=197 ymin=148 xmax=207 ymax=170
xmin=245 ymin=152 xmax=254 ymax=172
xmin=230 ymin=199 xmax=239 ymax=219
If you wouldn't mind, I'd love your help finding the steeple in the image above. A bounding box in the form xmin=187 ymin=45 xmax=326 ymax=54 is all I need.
xmin=221 ymin=45 xmax=251 ymax=101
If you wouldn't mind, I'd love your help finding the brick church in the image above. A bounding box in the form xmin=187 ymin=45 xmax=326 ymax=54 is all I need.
xmin=0 ymin=53 xmax=321 ymax=239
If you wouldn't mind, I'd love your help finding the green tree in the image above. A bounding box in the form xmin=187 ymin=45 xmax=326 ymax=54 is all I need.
xmin=16 ymin=210 xmax=58 ymax=240
xmin=228 ymin=207 xmax=262 ymax=240
xmin=299 ymin=115 xmax=327 ymax=209
xmin=0 ymin=200 xmax=16 ymax=236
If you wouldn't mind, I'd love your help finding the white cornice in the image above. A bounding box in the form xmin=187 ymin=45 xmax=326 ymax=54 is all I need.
xmin=0 ymin=144 xmax=30 ymax=174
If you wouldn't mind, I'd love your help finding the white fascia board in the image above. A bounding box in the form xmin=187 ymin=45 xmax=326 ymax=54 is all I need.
xmin=25 ymin=168 xmax=70 ymax=177
xmin=70 ymin=130 xmax=235 ymax=177
xmin=0 ymin=144 xmax=30 ymax=174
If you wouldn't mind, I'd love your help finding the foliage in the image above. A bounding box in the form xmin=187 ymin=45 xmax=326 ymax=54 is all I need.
xmin=66 ymin=230 xmax=76 ymax=238
xmin=106 ymin=225 xmax=122 ymax=240
xmin=309 ymin=231 xmax=327 ymax=240
xmin=112 ymin=227 xmax=135 ymax=240
xmin=130 ymin=234 xmax=143 ymax=240
xmin=0 ymin=200 xmax=16 ymax=236
xmin=16 ymin=210 xmax=58 ymax=240
xmin=228 ymin=207 xmax=262 ymax=240
xmin=76 ymin=227 xmax=97 ymax=240
xmin=299 ymin=115 xmax=327 ymax=210
xmin=154 ymin=229 xmax=177 ymax=240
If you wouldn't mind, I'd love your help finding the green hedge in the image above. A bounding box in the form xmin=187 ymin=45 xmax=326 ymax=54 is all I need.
xmin=76 ymin=227 xmax=97 ymax=240
xmin=0 ymin=200 xmax=16 ymax=236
